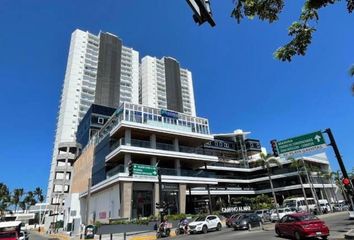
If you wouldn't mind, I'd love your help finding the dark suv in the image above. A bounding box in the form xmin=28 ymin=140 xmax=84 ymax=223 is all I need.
xmin=232 ymin=213 xmax=262 ymax=230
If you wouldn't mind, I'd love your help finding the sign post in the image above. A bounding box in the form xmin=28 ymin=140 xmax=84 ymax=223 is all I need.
xmin=131 ymin=164 xmax=158 ymax=177
xmin=275 ymin=131 xmax=326 ymax=157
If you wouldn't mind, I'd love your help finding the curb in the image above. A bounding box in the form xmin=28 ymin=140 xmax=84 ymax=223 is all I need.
xmin=345 ymin=229 xmax=354 ymax=240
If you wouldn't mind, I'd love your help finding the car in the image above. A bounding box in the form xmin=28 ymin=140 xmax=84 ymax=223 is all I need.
xmin=19 ymin=230 xmax=29 ymax=240
xmin=226 ymin=214 xmax=240 ymax=228
xmin=270 ymin=208 xmax=296 ymax=222
xmin=188 ymin=215 xmax=222 ymax=234
xmin=275 ymin=212 xmax=329 ymax=240
xmin=232 ymin=213 xmax=262 ymax=230
xmin=333 ymin=202 xmax=349 ymax=211
xmin=255 ymin=209 xmax=271 ymax=222
xmin=349 ymin=211 xmax=354 ymax=219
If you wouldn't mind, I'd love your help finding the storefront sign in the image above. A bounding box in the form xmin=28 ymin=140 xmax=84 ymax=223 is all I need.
xmin=221 ymin=206 xmax=251 ymax=213
xmin=161 ymin=109 xmax=179 ymax=119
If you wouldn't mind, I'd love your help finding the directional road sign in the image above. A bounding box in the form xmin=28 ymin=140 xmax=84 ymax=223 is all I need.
xmin=276 ymin=131 xmax=327 ymax=157
xmin=132 ymin=164 xmax=157 ymax=177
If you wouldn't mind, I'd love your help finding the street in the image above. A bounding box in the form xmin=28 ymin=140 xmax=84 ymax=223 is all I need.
xmin=171 ymin=212 xmax=354 ymax=240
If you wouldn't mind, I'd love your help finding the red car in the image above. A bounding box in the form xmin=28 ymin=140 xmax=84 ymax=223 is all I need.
xmin=275 ymin=212 xmax=329 ymax=240
xmin=226 ymin=214 xmax=240 ymax=228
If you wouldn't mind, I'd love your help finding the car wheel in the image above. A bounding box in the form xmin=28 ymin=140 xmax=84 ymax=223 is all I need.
xmin=202 ymin=225 xmax=208 ymax=234
xmin=275 ymin=227 xmax=282 ymax=237
xmin=248 ymin=223 xmax=252 ymax=231
xmin=217 ymin=223 xmax=222 ymax=231
xmin=322 ymin=237 xmax=328 ymax=240
xmin=294 ymin=231 xmax=302 ymax=240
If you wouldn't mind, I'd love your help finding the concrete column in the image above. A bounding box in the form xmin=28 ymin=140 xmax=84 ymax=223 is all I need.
xmin=179 ymin=184 xmax=186 ymax=214
xmin=120 ymin=182 xmax=133 ymax=219
xmin=151 ymin=157 xmax=157 ymax=166
xmin=125 ymin=128 xmax=131 ymax=146
xmin=150 ymin=134 xmax=156 ymax=149
xmin=154 ymin=183 xmax=160 ymax=217
xmin=175 ymin=159 xmax=181 ymax=176
xmin=173 ymin=138 xmax=179 ymax=151
xmin=124 ymin=153 xmax=131 ymax=173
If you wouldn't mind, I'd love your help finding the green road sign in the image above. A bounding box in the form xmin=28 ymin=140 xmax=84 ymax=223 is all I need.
xmin=276 ymin=131 xmax=327 ymax=157
xmin=132 ymin=164 xmax=157 ymax=176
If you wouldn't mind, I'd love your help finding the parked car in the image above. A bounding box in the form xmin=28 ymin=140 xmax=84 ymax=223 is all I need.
xmin=255 ymin=209 xmax=271 ymax=222
xmin=226 ymin=214 xmax=240 ymax=227
xmin=333 ymin=202 xmax=349 ymax=212
xmin=19 ymin=230 xmax=29 ymax=240
xmin=275 ymin=212 xmax=329 ymax=240
xmin=270 ymin=208 xmax=296 ymax=222
xmin=349 ymin=211 xmax=354 ymax=219
xmin=188 ymin=215 xmax=222 ymax=234
xmin=232 ymin=213 xmax=262 ymax=230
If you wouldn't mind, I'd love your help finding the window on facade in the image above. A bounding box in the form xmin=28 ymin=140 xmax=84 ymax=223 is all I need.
xmin=98 ymin=117 xmax=104 ymax=124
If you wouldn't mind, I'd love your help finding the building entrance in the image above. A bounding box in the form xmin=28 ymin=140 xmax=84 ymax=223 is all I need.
xmin=132 ymin=183 xmax=153 ymax=218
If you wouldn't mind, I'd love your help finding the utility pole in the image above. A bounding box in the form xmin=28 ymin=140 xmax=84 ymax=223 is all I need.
xmin=204 ymin=162 xmax=213 ymax=214
xmin=158 ymin=168 xmax=163 ymax=222
xmin=85 ymin=178 xmax=92 ymax=225
xmin=324 ymin=128 xmax=354 ymax=209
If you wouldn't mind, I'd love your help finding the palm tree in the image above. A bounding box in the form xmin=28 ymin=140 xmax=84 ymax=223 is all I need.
xmin=350 ymin=65 xmax=354 ymax=94
xmin=34 ymin=187 xmax=44 ymax=203
xmin=0 ymin=183 xmax=10 ymax=218
xmin=11 ymin=188 xmax=24 ymax=212
xmin=323 ymin=171 xmax=340 ymax=206
xmin=333 ymin=171 xmax=348 ymax=201
xmin=23 ymin=191 xmax=36 ymax=213
xmin=301 ymin=161 xmax=322 ymax=214
xmin=255 ymin=153 xmax=281 ymax=220
xmin=316 ymin=170 xmax=333 ymax=212
xmin=289 ymin=158 xmax=309 ymax=212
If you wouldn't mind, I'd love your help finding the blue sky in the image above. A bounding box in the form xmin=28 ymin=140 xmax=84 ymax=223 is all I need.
xmin=0 ymin=0 xmax=353 ymax=194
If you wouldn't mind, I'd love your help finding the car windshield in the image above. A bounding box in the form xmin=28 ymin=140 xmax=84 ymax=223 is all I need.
xmin=255 ymin=211 xmax=262 ymax=214
xmin=284 ymin=200 xmax=296 ymax=207
xmin=298 ymin=214 xmax=318 ymax=221
xmin=195 ymin=216 xmax=206 ymax=221
xmin=278 ymin=209 xmax=284 ymax=213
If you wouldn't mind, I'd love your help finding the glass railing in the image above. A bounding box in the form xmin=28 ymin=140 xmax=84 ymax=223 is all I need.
xmin=109 ymin=137 xmax=211 ymax=156
xmin=106 ymin=165 xmax=125 ymax=178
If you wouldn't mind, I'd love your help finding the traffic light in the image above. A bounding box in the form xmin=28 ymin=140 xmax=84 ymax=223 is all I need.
xmin=128 ymin=162 xmax=133 ymax=176
xmin=270 ymin=139 xmax=279 ymax=157
xmin=342 ymin=178 xmax=353 ymax=195
xmin=343 ymin=178 xmax=351 ymax=186
xmin=186 ymin=0 xmax=216 ymax=27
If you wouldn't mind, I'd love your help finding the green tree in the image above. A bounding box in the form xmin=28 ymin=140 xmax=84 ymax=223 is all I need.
xmin=0 ymin=183 xmax=10 ymax=217
xmin=289 ymin=158 xmax=309 ymax=212
xmin=323 ymin=171 xmax=340 ymax=205
xmin=333 ymin=171 xmax=347 ymax=200
xmin=22 ymin=191 xmax=37 ymax=213
xmin=255 ymin=153 xmax=281 ymax=220
xmin=34 ymin=187 xmax=44 ymax=203
xmin=11 ymin=188 xmax=24 ymax=213
xmin=231 ymin=0 xmax=354 ymax=61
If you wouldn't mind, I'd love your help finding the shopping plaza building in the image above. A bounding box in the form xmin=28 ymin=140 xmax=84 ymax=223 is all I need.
xmin=48 ymin=29 xmax=338 ymax=232
xmin=62 ymin=102 xmax=337 ymax=230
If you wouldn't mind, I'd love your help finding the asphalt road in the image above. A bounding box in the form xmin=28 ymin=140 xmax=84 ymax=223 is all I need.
xmin=29 ymin=231 xmax=59 ymax=240
xmin=171 ymin=212 xmax=354 ymax=240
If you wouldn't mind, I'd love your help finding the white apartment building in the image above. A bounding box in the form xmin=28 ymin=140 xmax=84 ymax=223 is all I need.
xmin=46 ymin=29 xmax=139 ymax=207
xmin=140 ymin=56 xmax=196 ymax=116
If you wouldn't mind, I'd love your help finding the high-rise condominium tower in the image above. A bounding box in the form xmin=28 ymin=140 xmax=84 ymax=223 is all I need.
xmin=46 ymin=29 xmax=139 ymax=205
xmin=140 ymin=56 xmax=196 ymax=116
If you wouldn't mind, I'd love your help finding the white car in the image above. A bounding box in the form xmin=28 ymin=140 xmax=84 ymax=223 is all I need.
xmin=349 ymin=211 xmax=354 ymax=219
xmin=270 ymin=208 xmax=295 ymax=222
xmin=19 ymin=230 xmax=29 ymax=240
xmin=188 ymin=215 xmax=222 ymax=234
